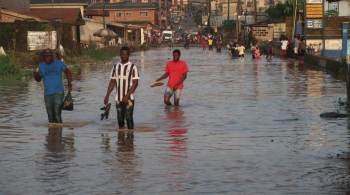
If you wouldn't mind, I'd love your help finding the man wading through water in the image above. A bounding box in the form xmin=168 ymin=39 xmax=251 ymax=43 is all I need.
xmin=156 ymin=49 xmax=189 ymax=106
xmin=33 ymin=49 xmax=72 ymax=123
xmin=104 ymin=47 xmax=140 ymax=131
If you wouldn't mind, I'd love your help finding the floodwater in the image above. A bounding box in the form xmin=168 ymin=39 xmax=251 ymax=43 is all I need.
xmin=1 ymin=48 xmax=350 ymax=194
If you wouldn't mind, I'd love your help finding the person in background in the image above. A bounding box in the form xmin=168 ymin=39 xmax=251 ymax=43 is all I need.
xmin=251 ymin=44 xmax=256 ymax=59
xmin=155 ymin=49 xmax=189 ymax=106
xmin=201 ymin=36 xmax=207 ymax=50
xmin=280 ymin=39 xmax=288 ymax=57
xmin=266 ymin=40 xmax=273 ymax=61
xmin=208 ymin=37 xmax=214 ymax=50
xmin=33 ymin=49 xmax=72 ymax=124
xmin=293 ymin=36 xmax=300 ymax=58
xmin=216 ymin=35 xmax=222 ymax=53
xmin=254 ymin=46 xmax=261 ymax=59
xmin=238 ymin=44 xmax=246 ymax=58
xmin=298 ymin=38 xmax=306 ymax=57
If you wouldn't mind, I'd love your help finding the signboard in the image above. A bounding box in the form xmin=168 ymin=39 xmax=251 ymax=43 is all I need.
xmin=306 ymin=39 xmax=323 ymax=52
xmin=252 ymin=26 xmax=273 ymax=41
xmin=325 ymin=39 xmax=342 ymax=50
xmin=27 ymin=31 xmax=57 ymax=51
xmin=306 ymin=4 xmax=323 ymax=18
xmin=306 ymin=19 xmax=323 ymax=29
xmin=306 ymin=0 xmax=322 ymax=3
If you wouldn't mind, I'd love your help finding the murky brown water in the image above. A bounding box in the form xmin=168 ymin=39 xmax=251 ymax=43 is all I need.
xmin=1 ymin=48 xmax=350 ymax=194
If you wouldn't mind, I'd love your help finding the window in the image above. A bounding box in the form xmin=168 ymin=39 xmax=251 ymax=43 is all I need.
xmin=140 ymin=11 xmax=148 ymax=16
xmin=125 ymin=12 xmax=132 ymax=16
xmin=116 ymin=12 xmax=123 ymax=17
xmin=327 ymin=2 xmax=339 ymax=16
xmin=328 ymin=2 xmax=338 ymax=11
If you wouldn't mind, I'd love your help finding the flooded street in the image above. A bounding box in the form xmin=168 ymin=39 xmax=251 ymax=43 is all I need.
xmin=1 ymin=47 xmax=350 ymax=194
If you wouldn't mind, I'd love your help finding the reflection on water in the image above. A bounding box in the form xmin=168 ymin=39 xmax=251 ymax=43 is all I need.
xmin=38 ymin=127 xmax=75 ymax=195
xmin=0 ymin=48 xmax=350 ymax=194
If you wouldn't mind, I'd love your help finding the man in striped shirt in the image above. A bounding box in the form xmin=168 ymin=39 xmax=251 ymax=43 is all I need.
xmin=104 ymin=47 xmax=140 ymax=130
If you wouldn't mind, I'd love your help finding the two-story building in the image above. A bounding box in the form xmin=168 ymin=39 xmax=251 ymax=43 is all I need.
xmin=86 ymin=2 xmax=159 ymax=25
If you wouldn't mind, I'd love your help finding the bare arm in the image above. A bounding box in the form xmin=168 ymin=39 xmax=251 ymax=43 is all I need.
xmin=156 ymin=73 xmax=169 ymax=82
xmin=123 ymin=80 xmax=139 ymax=103
xmin=104 ymin=79 xmax=116 ymax=105
xmin=64 ymin=68 xmax=73 ymax=91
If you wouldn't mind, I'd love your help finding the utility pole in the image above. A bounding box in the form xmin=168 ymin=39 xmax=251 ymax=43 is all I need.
xmin=292 ymin=0 xmax=297 ymax=38
xmin=208 ymin=0 xmax=211 ymax=26
xmin=236 ymin=0 xmax=241 ymax=41
xmin=253 ymin=0 xmax=257 ymax=23
xmin=103 ymin=0 xmax=106 ymax=29
xmin=227 ymin=0 xmax=230 ymax=21
xmin=321 ymin=0 xmax=325 ymax=56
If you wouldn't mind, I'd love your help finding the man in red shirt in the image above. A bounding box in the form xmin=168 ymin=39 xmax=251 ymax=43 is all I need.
xmin=156 ymin=49 xmax=189 ymax=106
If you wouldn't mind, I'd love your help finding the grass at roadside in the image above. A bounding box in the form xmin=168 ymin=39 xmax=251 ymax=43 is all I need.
xmin=0 ymin=45 xmax=148 ymax=80
xmin=0 ymin=55 xmax=21 ymax=77
xmin=82 ymin=46 xmax=119 ymax=61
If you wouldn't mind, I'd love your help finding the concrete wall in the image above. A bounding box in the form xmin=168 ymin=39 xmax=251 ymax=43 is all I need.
xmin=304 ymin=54 xmax=347 ymax=80
xmin=0 ymin=0 xmax=30 ymax=11
xmin=80 ymin=20 xmax=104 ymax=44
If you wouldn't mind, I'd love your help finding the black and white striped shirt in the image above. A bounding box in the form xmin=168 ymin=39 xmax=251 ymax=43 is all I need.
xmin=110 ymin=61 xmax=140 ymax=102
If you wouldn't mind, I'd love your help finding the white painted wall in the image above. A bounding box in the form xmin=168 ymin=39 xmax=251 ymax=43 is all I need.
xmin=80 ymin=19 xmax=104 ymax=44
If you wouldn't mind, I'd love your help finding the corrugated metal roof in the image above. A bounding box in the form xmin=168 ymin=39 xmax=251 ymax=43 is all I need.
xmin=23 ymin=8 xmax=85 ymax=25
xmin=30 ymin=0 xmax=90 ymax=4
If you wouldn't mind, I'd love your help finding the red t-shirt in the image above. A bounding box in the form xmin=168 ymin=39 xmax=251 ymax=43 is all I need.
xmin=166 ymin=60 xmax=189 ymax=89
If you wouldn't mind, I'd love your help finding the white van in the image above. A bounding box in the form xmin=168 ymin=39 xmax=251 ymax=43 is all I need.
xmin=162 ymin=30 xmax=173 ymax=42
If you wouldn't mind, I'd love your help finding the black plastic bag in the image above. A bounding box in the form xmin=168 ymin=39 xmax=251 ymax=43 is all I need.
xmin=62 ymin=92 xmax=74 ymax=111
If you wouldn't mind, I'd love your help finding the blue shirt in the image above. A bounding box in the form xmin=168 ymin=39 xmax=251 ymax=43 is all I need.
xmin=39 ymin=60 xmax=67 ymax=96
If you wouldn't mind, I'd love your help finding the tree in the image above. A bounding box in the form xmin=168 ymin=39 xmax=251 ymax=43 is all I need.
xmin=265 ymin=2 xmax=294 ymax=21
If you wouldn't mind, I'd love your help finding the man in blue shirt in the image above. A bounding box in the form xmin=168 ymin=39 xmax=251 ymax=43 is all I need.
xmin=33 ymin=49 xmax=72 ymax=123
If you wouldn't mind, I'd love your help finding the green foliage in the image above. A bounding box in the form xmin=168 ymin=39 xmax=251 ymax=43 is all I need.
xmin=326 ymin=10 xmax=338 ymax=17
xmin=223 ymin=20 xmax=235 ymax=29
xmin=266 ymin=2 xmax=294 ymax=20
xmin=0 ymin=55 xmax=21 ymax=76
xmin=81 ymin=46 xmax=119 ymax=61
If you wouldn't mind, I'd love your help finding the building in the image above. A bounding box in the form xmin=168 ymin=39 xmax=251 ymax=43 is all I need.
xmin=23 ymin=8 xmax=85 ymax=45
xmin=0 ymin=0 xmax=30 ymax=11
xmin=86 ymin=2 xmax=159 ymax=25
xmin=0 ymin=8 xmax=43 ymax=22
xmin=30 ymin=0 xmax=91 ymax=16
xmin=324 ymin=0 xmax=350 ymax=17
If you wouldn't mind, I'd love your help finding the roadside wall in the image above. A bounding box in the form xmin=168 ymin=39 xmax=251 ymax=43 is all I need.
xmin=304 ymin=54 xmax=347 ymax=80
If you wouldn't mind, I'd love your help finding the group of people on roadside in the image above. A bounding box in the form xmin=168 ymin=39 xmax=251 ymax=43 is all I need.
xmin=280 ymin=36 xmax=306 ymax=58
xmin=33 ymin=47 xmax=189 ymax=132
xmin=228 ymin=42 xmax=246 ymax=59
xmin=200 ymin=34 xmax=223 ymax=52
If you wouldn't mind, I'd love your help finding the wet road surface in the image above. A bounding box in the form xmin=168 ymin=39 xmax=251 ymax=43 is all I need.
xmin=1 ymin=48 xmax=350 ymax=194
